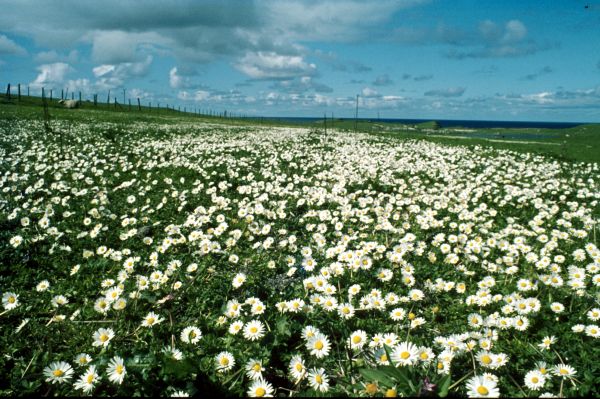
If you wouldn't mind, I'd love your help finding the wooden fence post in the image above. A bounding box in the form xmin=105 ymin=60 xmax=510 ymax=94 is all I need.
xmin=50 ymin=89 xmax=53 ymax=101
xmin=79 ymin=92 xmax=81 ymax=102
xmin=61 ymin=89 xmax=64 ymax=100
xmin=107 ymin=90 xmax=110 ymax=104
xmin=128 ymin=99 xmax=131 ymax=111
xmin=6 ymin=83 xmax=11 ymax=100
xmin=93 ymin=94 xmax=97 ymax=106
xmin=17 ymin=84 xmax=21 ymax=100
xmin=137 ymin=97 xmax=141 ymax=111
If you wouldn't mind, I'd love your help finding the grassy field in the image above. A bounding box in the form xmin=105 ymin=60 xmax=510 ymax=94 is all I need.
xmin=1 ymin=98 xmax=599 ymax=397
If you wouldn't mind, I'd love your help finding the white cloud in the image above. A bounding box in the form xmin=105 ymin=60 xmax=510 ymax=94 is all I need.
xmin=92 ymin=56 xmax=153 ymax=89
xmin=35 ymin=49 xmax=79 ymax=64
xmin=361 ymin=87 xmax=379 ymax=97
xmin=0 ymin=34 xmax=26 ymax=55
xmin=235 ymin=51 xmax=317 ymax=80
xmin=30 ymin=63 xmax=73 ymax=88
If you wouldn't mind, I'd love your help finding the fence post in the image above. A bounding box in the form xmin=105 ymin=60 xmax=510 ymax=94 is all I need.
xmin=27 ymin=86 xmax=30 ymax=97
xmin=93 ymin=94 xmax=97 ymax=106
xmin=128 ymin=99 xmax=131 ymax=111
xmin=107 ymin=90 xmax=110 ymax=104
xmin=6 ymin=83 xmax=11 ymax=100
xmin=61 ymin=89 xmax=64 ymax=100
xmin=137 ymin=97 xmax=141 ymax=111
xmin=79 ymin=92 xmax=81 ymax=102
xmin=71 ymin=92 xmax=74 ymax=100
xmin=18 ymin=84 xmax=21 ymax=100
xmin=50 ymin=89 xmax=53 ymax=102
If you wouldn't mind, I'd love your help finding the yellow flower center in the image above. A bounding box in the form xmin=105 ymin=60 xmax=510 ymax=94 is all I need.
xmin=365 ymin=383 xmax=378 ymax=394
xmin=53 ymin=369 xmax=64 ymax=377
xmin=420 ymin=352 xmax=429 ymax=360
xmin=352 ymin=336 xmax=362 ymax=344
xmin=8 ymin=296 xmax=15 ymax=304
xmin=315 ymin=375 xmax=323 ymax=384
xmin=190 ymin=331 xmax=196 ymax=338
xmin=314 ymin=341 xmax=324 ymax=350
xmin=253 ymin=364 xmax=261 ymax=372
xmin=87 ymin=374 xmax=94 ymax=384
xmin=380 ymin=354 xmax=388 ymax=362
xmin=250 ymin=327 xmax=258 ymax=334
xmin=100 ymin=334 xmax=109 ymax=342
xmin=147 ymin=317 xmax=155 ymax=325
xmin=385 ymin=388 xmax=397 ymax=397
xmin=477 ymin=386 xmax=489 ymax=395
xmin=559 ymin=368 xmax=568 ymax=375
xmin=400 ymin=351 xmax=410 ymax=360
xmin=531 ymin=377 xmax=539 ymax=383
xmin=116 ymin=365 xmax=124 ymax=374
xmin=255 ymin=387 xmax=266 ymax=397
xmin=408 ymin=312 xmax=416 ymax=320
xmin=220 ymin=357 xmax=229 ymax=366
xmin=482 ymin=355 xmax=492 ymax=364
xmin=295 ymin=363 xmax=303 ymax=372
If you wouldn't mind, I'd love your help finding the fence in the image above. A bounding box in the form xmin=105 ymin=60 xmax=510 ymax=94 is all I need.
xmin=0 ymin=82 xmax=249 ymax=120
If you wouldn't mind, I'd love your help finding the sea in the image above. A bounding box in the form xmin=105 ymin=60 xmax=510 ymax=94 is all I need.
xmin=257 ymin=117 xmax=583 ymax=130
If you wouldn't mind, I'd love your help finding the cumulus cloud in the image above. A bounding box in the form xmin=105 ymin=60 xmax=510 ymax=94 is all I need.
xmin=424 ymin=87 xmax=465 ymax=97
xmin=0 ymin=34 xmax=26 ymax=55
xmin=235 ymin=51 xmax=317 ymax=80
xmin=30 ymin=63 xmax=73 ymax=88
xmin=271 ymin=76 xmax=333 ymax=94
xmin=92 ymin=55 xmax=153 ymax=89
xmin=361 ymin=87 xmax=380 ymax=97
xmin=34 ymin=50 xmax=79 ymax=64
xmin=169 ymin=67 xmax=204 ymax=89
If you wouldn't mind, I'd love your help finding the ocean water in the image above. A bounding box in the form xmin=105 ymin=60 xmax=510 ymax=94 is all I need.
xmin=263 ymin=117 xmax=583 ymax=130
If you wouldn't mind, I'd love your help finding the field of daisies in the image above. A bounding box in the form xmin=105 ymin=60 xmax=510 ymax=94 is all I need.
xmin=1 ymin=116 xmax=599 ymax=397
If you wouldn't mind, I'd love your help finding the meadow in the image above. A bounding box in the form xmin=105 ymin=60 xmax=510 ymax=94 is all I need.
xmin=0 ymin=100 xmax=599 ymax=397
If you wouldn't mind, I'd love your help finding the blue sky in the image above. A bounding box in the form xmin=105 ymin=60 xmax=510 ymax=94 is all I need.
xmin=1 ymin=0 xmax=599 ymax=121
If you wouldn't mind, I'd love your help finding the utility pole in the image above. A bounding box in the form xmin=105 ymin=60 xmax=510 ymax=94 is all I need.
xmin=354 ymin=94 xmax=359 ymax=133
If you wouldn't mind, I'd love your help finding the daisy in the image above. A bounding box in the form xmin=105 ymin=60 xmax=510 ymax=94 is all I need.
xmin=43 ymin=361 xmax=74 ymax=384
xmin=307 ymin=367 xmax=330 ymax=393
xmin=36 ymin=280 xmax=50 ymax=292
xmin=552 ymin=363 xmax=576 ymax=379
xmin=538 ymin=336 xmax=556 ymax=350
xmin=92 ymin=327 xmax=115 ymax=348
xmin=247 ymin=377 xmax=275 ymax=397
xmin=391 ymin=341 xmax=419 ymax=367
xmin=288 ymin=355 xmax=306 ymax=381
xmin=2 ymin=292 xmax=19 ymax=310
xmin=306 ymin=332 xmax=331 ymax=359
xmin=243 ymin=320 xmax=266 ymax=341
xmin=180 ymin=326 xmax=202 ymax=344
xmin=585 ymin=324 xmax=600 ymax=338
xmin=337 ymin=303 xmax=355 ymax=319
xmin=74 ymin=353 xmax=92 ymax=367
xmin=229 ymin=320 xmax=244 ymax=335
xmin=390 ymin=307 xmax=406 ymax=321
xmin=141 ymin=311 xmax=164 ymax=328
xmin=232 ymin=273 xmax=246 ymax=288
xmin=348 ymin=330 xmax=368 ymax=350
xmin=73 ymin=365 xmax=99 ymax=394
xmin=215 ymin=351 xmax=235 ymax=373
xmin=106 ymin=356 xmax=126 ymax=385
xmin=465 ymin=375 xmax=500 ymax=398
xmin=245 ymin=358 xmax=265 ymax=380
xmin=524 ymin=370 xmax=546 ymax=391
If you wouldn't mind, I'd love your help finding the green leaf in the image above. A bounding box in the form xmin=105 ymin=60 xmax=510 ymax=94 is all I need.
xmin=358 ymin=368 xmax=395 ymax=387
xmin=437 ymin=374 xmax=452 ymax=398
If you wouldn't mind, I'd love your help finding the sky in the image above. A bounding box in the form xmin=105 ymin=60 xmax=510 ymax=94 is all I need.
xmin=0 ymin=0 xmax=599 ymax=122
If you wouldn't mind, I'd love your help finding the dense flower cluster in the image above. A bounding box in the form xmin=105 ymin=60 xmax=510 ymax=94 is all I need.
xmin=0 ymin=118 xmax=598 ymax=396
